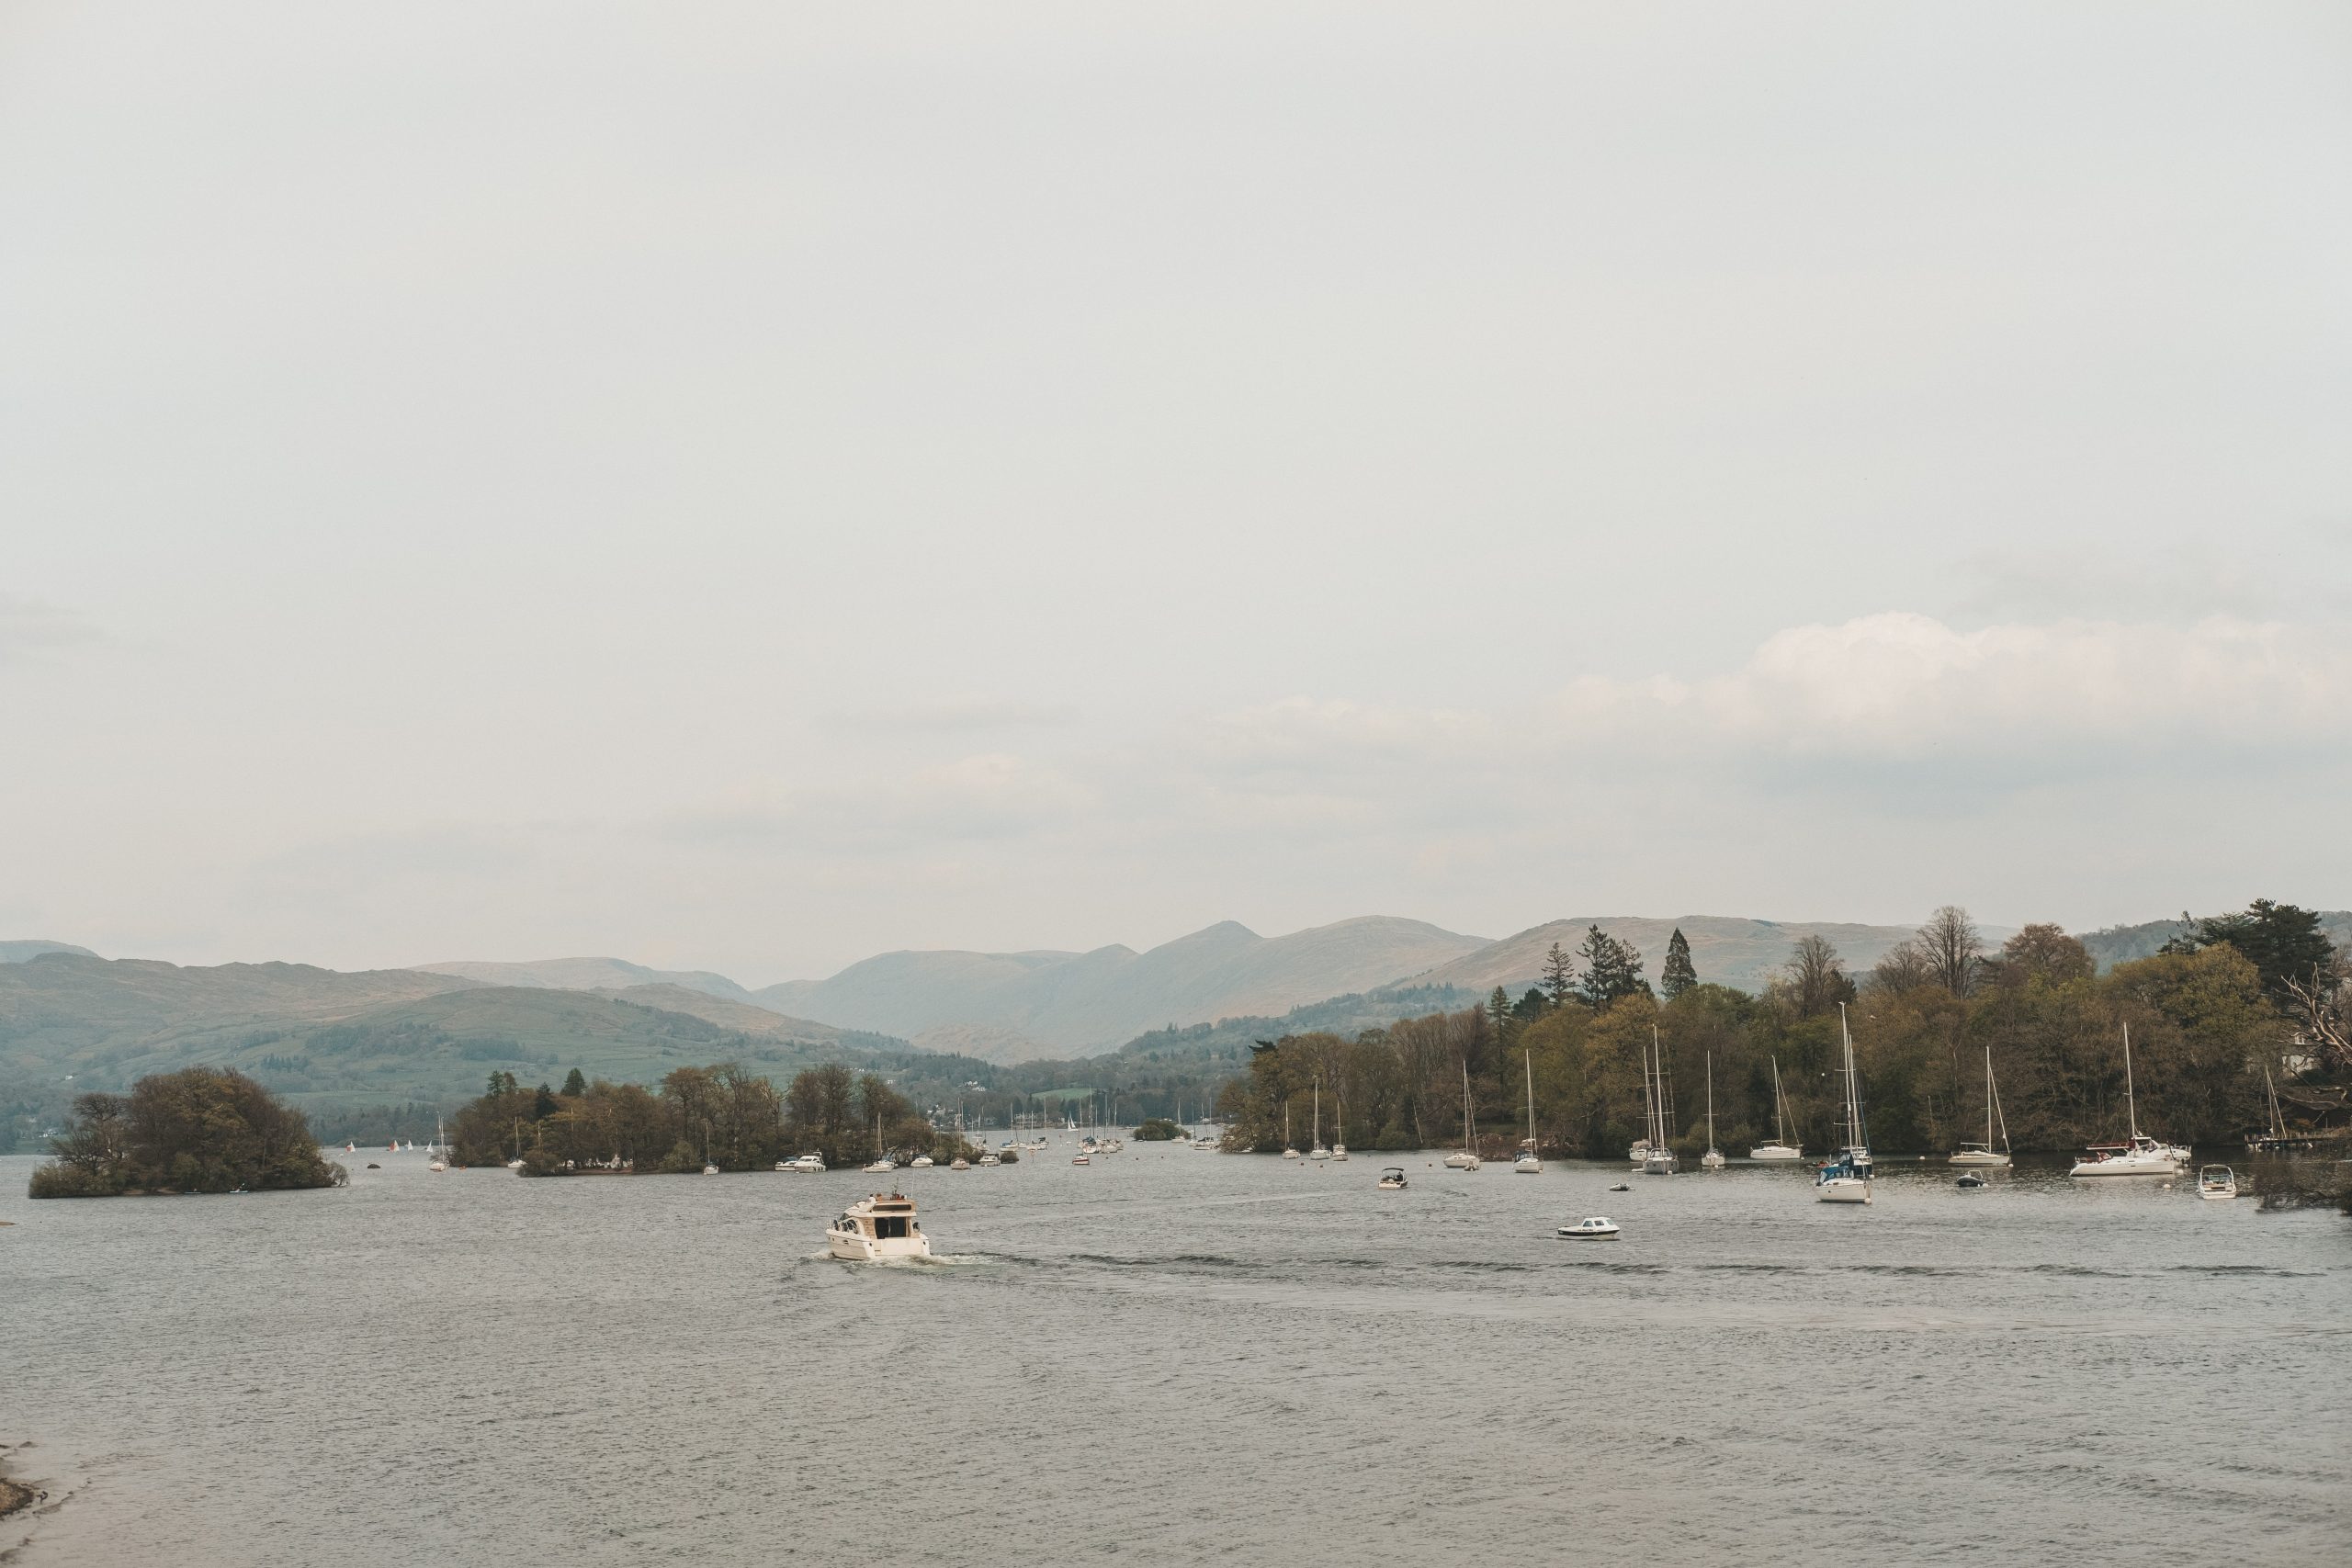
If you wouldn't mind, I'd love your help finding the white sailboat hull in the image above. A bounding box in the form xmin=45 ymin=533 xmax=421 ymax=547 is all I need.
xmin=1816 ymin=1177 xmax=1871 ymax=1203
xmin=1947 ymin=1150 xmax=2012 ymax=1167
xmin=2069 ymin=1153 xmax=2181 ymax=1177
xmin=1443 ymin=1152 xmax=1481 ymax=1170
xmin=1747 ymin=1143 xmax=1804 ymax=1162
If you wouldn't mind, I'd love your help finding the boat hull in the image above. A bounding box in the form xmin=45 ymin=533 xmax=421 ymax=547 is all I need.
xmin=2069 ymin=1156 xmax=2181 ymax=1177
xmin=1948 ymin=1150 xmax=2011 ymax=1167
xmin=1816 ymin=1177 xmax=1871 ymax=1203
xmin=1747 ymin=1145 xmax=1804 ymax=1162
xmin=826 ymin=1230 xmax=932 ymax=1263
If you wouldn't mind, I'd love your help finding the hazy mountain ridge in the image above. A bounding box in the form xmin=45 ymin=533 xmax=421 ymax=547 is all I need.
xmin=752 ymin=916 xmax=1491 ymax=1054
xmin=420 ymin=956 xmax=760 ymax=1004
xmin=2 ymin=941 xmax=98 ymax=964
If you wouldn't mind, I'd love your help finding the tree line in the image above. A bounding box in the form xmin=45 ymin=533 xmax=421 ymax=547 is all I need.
xmin=1215 ymin=902 xmax=2342 ymax=1158
xmin=451 ymin=1062 xmax=985 ymax=1174
xmin=29 ymin=1066 xmax=345 ymax=1197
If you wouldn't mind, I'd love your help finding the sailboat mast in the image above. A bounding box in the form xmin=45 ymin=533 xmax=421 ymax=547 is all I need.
xmin=2122 ymin=1021 xmax=2140 ymax=1139
xmin=1705 ymin=1053 xmax=1715 ymax=1149
xmin=1524 ymin=1048 xmax=1535 ymax=1146
xmin=1979 ymin=1046 xmax=1990 ymax=1146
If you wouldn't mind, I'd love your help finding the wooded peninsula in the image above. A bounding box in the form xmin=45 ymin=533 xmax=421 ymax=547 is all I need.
xmin=1216 ymin=901 xmax=2347 ymax=1159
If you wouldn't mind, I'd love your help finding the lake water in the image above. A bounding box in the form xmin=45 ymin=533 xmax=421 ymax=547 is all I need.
xmin=4 ymin=1145 xmax=2346 ymax=1565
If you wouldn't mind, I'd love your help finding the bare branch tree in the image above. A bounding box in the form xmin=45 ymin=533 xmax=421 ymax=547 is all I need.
xmin=1919 ymin=905 xmax=1984 ymax=997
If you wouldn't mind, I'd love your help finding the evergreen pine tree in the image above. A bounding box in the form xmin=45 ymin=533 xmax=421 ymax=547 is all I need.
xmin=1487 ymin=986 xmax=1512 ymax=1034
xmin=1660 ymin=928 xmax=1698 ymax=999
xmin=561 ymin=1067 xmax=587 ymax=1097
xmin=1541 ymin=941 xmax=1576 ymax=1010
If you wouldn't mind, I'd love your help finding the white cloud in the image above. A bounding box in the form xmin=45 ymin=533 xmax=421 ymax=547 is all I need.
xmin=1556 ymin=613 xmax=2352 ymax=760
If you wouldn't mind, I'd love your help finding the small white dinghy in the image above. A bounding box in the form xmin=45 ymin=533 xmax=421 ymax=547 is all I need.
xmin=2197 ymin=1164 xmax=2237 ymax=1201
xmin=1560 ymin=1216 xmax=1621 ymax=1239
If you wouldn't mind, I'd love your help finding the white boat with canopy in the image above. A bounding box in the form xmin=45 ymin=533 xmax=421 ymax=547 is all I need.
xmin=826 ymin=1190 xmax=933 ymax=1261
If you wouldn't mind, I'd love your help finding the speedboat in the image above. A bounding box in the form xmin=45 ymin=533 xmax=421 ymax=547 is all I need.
xmin=1560 ymin=1216 xmax=1621 ymax=1239
xmin=909 ymin=1155 xmax=934 ymax=1168
xmin=1608 ymin=1181 xmax=1630 ymax=1192
xmin=976 ymin=1153 xmax=1000 ymax=1167
xmin=778 ymin=1153 xmax=826 ymax=1173
xmin=863 ymin=1157 xmax=896 ymax=1174
xmin=1377 ymin=1167 xmax=1408 ymax=1190
xmin=949 ymin=1157 xmax=970 ymax=1170
xmin=2198 ymin=1165 xmax=2237 ymax=1201
xmin=1955 ymin=1171 xmax=1986 ymax=1189
xmin=826 ymin=1191 xmax=932 ymax=1262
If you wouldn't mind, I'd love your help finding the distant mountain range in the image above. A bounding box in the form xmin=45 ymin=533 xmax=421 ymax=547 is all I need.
xmin=11 ymin=907 xmax=2346 ymax=1135
xmin=752 ymin=916 xmax=1491 ymax=1059
xmin=417 ymin=957 xmax=761 ymax=1005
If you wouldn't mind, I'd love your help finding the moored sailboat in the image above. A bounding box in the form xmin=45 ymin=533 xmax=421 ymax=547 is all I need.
xmin=1749 ymin=1055 xmax=1804 ymax=1160
xmin=1514 ymin=1049 xmax=1543 ymax=1174
xmin=1815 ymin=1004 xmax=1871 ymax=1203
xmin=2069 ymin=1023 xmax=2186 ymax=1177
xmin=1443 ymin=1061 xmax=1482 ymax=1170
xmin=1948 ymin=1046 xmax=2013 ymax=1167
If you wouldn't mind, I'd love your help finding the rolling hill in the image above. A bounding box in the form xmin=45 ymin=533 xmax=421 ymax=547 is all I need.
xmin=753 ymin=916 xmax=1491 ymax=1055
xmin=0 ymin=953 xmax=916 ymax=1152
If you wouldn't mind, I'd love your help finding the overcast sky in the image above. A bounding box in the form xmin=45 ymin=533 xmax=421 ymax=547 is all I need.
xmin=3 ymin=3 xmax=2347 ymax=984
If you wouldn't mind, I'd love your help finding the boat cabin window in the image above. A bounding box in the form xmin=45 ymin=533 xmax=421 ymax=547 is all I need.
xmin=874 ymin=1215 xmax=910 ymax=1240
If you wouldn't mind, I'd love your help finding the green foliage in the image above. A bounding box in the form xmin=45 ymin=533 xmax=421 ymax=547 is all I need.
xmin=1659 ymin=929 xmax=1698 ymax=1000
xmin=1133 ymin=1117 xmax=1183 ymax=1140
xmin=1575 ymin=926 xmax=1651 ymax=1011
xmin=2180 ymin=899 xmax=2337 ymax=1005
xmin=28 ymin=1068 xmax=344 ymax=1198
xmin=560 ymin=1067 xmax=587 ymax=1097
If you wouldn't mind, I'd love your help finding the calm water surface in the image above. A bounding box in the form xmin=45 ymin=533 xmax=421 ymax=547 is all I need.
xmin=5 ymin=1145 xmax=2346 ymax=1565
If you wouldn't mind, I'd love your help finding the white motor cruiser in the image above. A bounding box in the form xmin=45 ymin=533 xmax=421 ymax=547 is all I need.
xmin=826 ymin=1191 xmax=932 ymax=1262
xmin=2197 ymin=1165 xmax=2237 ymax=1201
xmin=1560 ymin=1216 xmax=1621 ymax=1239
